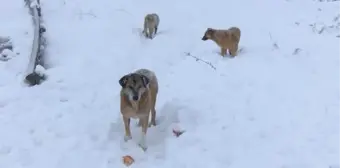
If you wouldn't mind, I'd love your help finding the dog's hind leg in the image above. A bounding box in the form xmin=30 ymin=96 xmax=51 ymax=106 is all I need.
xmin=229 ymin=44 xmax=238 ymax=57
xmin=154 ymin=26 xmax=158 ymax=34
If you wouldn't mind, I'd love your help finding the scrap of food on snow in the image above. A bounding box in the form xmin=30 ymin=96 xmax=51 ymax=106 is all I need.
xmin=122 ymin=155 xmax=134 ymax=166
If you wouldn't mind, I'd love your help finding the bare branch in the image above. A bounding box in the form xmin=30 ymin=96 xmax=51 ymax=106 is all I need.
xmin=184 ymin=52 xmax=216 ymax=70
xmin=268 ymin=32 xmax=279 ymax=50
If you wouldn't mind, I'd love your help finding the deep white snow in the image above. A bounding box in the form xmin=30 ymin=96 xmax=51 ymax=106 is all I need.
xmin=0 ymin=0 xmax=339 ymax=168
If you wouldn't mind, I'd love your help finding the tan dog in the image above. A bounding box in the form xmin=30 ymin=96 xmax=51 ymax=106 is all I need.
xmin=119 ymin=68 xmax=159 ymax=151
xmin=142 ymin=13 xmax=160 ymax=39
xmin=201 ymin=27 xmax=241 ymax=57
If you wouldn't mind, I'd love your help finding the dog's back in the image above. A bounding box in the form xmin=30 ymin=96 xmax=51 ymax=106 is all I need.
xmin=145 ymin=13 xmax=159 ymax=28
xmin=151 ymin=13 xmax=160 ymax=27
xmin=227 ymin=27 xmax=241 ymax=43
xmin=212 ymin=28 xmax=240 ymax=48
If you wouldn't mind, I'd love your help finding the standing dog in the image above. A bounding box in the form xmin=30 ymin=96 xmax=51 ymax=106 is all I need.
xmin=142 ymin=13 xmax=160 ymax=39
xmin=119 ymin=68 xmax=159 ymax=151
xmin=201 ymin=27 xmax=241 ymax=57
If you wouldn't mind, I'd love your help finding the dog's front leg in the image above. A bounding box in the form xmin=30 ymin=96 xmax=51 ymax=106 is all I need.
xmin=143 ymin=21 xmax=148 ymax=37
xmin=144 ymin=28 xmax=150 ymax=39
xmin=148 ymin=28 xmax=154 ymax=39
xmin=138 ymin=116 xmax=149 ymax=151
xmin=123 ymin=117 xmax=132 ymax=141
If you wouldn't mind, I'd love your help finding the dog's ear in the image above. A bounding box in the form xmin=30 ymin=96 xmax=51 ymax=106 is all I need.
xmin=140 ymin=75 xmax=149 ymax=87
xmin=207 ymin=28 xmax=215 ymax=33
xmin=119 ymin=75 xmax=128 ymax=87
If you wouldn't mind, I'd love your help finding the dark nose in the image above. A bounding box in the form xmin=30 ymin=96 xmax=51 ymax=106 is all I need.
xmin=132 ymin=95 xmax=138 ymax=101
xmin=201 ymin=36 xmax=207 ymax=40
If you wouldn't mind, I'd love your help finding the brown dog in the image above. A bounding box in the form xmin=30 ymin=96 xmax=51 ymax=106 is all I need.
xmin=201 ymin=27 xmax=241 ymax=57
xmin=119 ymin=68 xmax=158 ymax=151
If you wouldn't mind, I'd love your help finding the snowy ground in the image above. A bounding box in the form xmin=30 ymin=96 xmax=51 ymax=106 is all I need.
xmin=0 ymin=0 xmax=339 ymax=167
xmin=0 ymin=0 xmax=32 ymax=86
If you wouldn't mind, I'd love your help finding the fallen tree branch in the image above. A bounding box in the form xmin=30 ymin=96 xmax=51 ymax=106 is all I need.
xmin=24 ymin=0 xmax=47 ymax=86
xmin=184 ymin=52 xmax=216 ymax=70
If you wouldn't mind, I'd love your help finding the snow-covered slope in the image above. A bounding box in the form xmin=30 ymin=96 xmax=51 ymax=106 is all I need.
xmin=0 ymin=0 xmax=32 ymax=86
xmin=0 ymin=0 xmax=339 ymax=167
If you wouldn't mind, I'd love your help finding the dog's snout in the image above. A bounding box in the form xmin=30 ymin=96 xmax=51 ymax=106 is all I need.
xmin=132 ymin=95 xmax=139 ymax=101
xmin=202 ymin=36 xmax=207 ymax=40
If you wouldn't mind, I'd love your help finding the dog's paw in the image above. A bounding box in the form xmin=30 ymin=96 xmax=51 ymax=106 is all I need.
xmin=138 ymin=142 xmax=148 ymax=151
xmin=148 ymin=121 xmax=156 ymax=127
xmin=124 ymin=135 xmax=132 ymax=142
xmin=138 ymin=135 xmax=148 ymax=151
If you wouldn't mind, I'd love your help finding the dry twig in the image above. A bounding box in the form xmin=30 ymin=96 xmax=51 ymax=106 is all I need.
xmin=269 ymin=32 xmax=279 ymax=50
xmin=184 ymin=52 xmax=216 ymax=70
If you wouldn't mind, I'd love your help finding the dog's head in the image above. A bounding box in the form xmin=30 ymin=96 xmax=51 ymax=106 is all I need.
xmin=201 ymin=28 xmax=215 ymax=41
xmin=119 ymin=73 xmax=150 ymax=101
xmin=145 ymin=15 xmax=154 ymax=22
